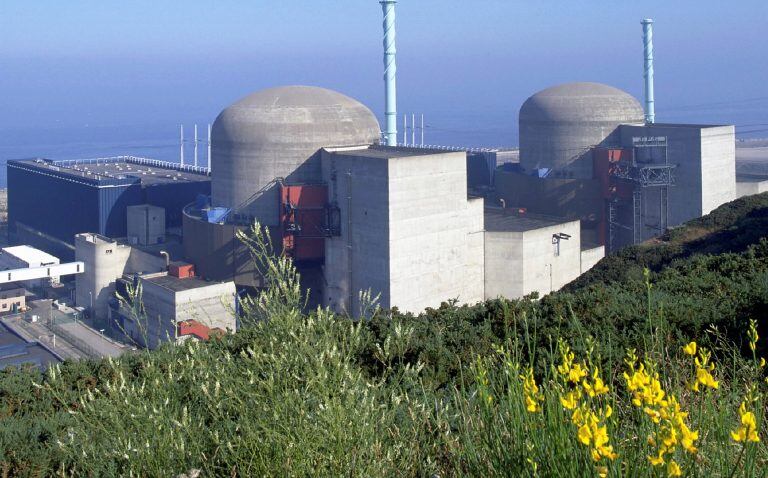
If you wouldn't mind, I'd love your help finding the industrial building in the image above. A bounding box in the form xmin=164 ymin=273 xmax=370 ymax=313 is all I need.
xmin=495 ymin=82 xmax=736 ymax=250
xmin=7 ymin=156 xmax=210 ymax=260
xmin=181 ymin=85 xmax=605 ymax=314
xmin=110 ymin=267 xmax=236 ymax=350
xmin=6 ymin=6 xmax=744 ymax=323
xmin=0 ymin=245 xmax=61 ymax=288
xmin=0 ymin=283 xmax=26 ymax=313
xmin=74 ymin=232 xmax=168 ymax=320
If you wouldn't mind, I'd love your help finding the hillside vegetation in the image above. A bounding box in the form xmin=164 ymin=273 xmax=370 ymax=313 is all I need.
xmin=1 ymin=194 xmax=768 ymax=477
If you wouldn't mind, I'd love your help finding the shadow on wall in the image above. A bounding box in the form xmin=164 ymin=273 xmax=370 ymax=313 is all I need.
xmin=494 ymin=170 xmax=603 ymax=221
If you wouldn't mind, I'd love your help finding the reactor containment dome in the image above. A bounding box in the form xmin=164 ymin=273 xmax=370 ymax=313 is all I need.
xmin=519 ymin=82 xmax=644 ymax=178
xmin=210 ymin=85 xmax=381 ymax=225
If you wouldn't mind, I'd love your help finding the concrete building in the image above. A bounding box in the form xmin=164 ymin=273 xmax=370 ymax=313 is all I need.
xmin=0 ymin=245 xmax=60 ymax=288
xmin=127 ymin=204 xmax=166 ymax=246
xmin=615 ymin=124 xmax=736 ymax=245
xmin=111 ymin=271 xmax=236 ymax=349
xmin=321 ymin=146 xmax=485 ymax=314
xmin=736 ymin=174 xmax=768 ymax=198
xmin=484 ymin=210 xmax=599 ymax=299
xmin=0 ymin=283 xmax=26 ymax=314
xmin=74 ymin=233 xmax=167 ymax=319
xmin=498 ymin=82 xmax=737 ymax=251
xmin=180 ymin=85 xmax=606 ymax=315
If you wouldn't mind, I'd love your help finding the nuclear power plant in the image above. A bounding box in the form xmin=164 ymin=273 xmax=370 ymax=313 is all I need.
xmin=4 ymin=6 xmax=745 ymax=347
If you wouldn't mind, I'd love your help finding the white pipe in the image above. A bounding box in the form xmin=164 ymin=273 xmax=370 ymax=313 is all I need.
xmin=403 ymin=114 xmax=407 ymax=145
xmin=207 ymin=123 xmax=212 ymax=170
xmin=180 ymin=124 xmax=185 ymax=166
xmin=420 ymin=114 xmax=424 ymax=146
xmin=193 ymin=124 xmax=198 ymax=167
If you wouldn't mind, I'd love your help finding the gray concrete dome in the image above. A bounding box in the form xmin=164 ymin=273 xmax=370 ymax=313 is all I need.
xmin=519 ymin=82 xmax=644 ymax=178
xmin=211 ymin=85 xmax=380 ymax=224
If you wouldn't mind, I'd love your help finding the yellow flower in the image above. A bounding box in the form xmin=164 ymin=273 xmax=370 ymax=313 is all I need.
xmin=679 ymin=422 xmax=699 ymax=454
xmin=648 ymin=453 xmax=665 ymax=466
xmin=578 ymin=424 xmax=592 ymax=446
xmin=667 ymin=460 xmax=682 ymax=477
xmin=731 ymin=402 xmax=760 ymax=443
xmin=748 ymin=319 xmax=759 ymax=352
xmin=583 ymin=368 xmax=610 ymax=397
xmin=525 ymin=395 xmax=539 ymax=413
xmin=695 ymin=367 xmax=719 ymax=390
xmin=568 ymin=362 xmax=588 ymax=384
xmin=682 ymin=341 xmax=697 ymax=356
xmin=521 ymin=366 xmax=543 ymax=413
xmin=596 ymin=465 xmax=608 ymax=478
xmin=760 ymin=357 xmax=766 ymax=368
xmin=560 ymin=390 xmax=581 ymax=410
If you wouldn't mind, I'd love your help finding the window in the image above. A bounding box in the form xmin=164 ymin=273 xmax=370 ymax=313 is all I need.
xmin=105 ymin=249 xmax=113 ymax=255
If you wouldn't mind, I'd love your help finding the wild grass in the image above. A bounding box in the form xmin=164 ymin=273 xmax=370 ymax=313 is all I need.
xmin=0 ymin=222 xmax=766 ymax=477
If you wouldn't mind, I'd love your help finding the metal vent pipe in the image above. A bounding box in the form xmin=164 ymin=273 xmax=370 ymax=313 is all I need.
xmin=381 ymin=1 xmax=397 ymax=146
xmin=642 ymin=18 xmax=655 ymax=124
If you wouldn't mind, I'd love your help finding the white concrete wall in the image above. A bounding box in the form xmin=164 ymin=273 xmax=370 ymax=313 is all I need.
xmin=580 ymin=245 xmax=605 ymax=274
xmin=484 ymin=230 xmax=524 ymax=299
xmin=484 ymin=219 xmax=581 ymax=300
xmin=138 ymin=278 xmax=177 ymax=349
xmin=322 ymin=150 xmax=390 ymax=314
xmin=75 ymin=234 xmax=133 ymax=319
xmin=522 ymin=220 xmax=581 ymax=297
xmin=736 ymin=180 xmax=768 ymax=198
xmin=75 ymin=233 xmax=165 ymax=320
xmin=387 ymin=153 xmax=485 ymax=312
xmin=322 ymin=148 xmax=485 ymax=315
xmin=700 ymin=126 xmax=736 ymax=215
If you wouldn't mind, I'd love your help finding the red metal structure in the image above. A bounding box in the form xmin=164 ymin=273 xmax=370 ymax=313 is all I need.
xmin=169 ymin=261 xmax=195 ymax=279
xmin=177 ymin=320 xmax=224 ymax=341
xmin=279 ymin=184 xmax=328 ymax=261
xmin=593 ymin=148 xmax=635 ymax=245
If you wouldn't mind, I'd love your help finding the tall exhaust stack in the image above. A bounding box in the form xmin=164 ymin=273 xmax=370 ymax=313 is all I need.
xmin=381 ymin=1 xmax=397 ymax=146
xmin=642 ymin=18 xmax=655 ymax=124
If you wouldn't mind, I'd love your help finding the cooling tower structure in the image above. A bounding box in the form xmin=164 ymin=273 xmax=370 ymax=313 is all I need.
xmin=519 ymin=82 xmax=644 ymax=179
xmin=210 ymin=85 xmax=380 ymax=225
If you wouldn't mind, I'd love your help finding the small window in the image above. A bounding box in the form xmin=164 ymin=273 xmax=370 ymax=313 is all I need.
xmin=105 ymin=249 xmax=113 ymax=255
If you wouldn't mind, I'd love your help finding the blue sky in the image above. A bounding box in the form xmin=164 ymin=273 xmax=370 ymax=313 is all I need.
xmin=1 ymin=0 xmax=767 ymax=154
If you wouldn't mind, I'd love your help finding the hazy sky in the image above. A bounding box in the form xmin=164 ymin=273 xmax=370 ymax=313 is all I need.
xmin=1 ymin=0 xmax=767 ymax=153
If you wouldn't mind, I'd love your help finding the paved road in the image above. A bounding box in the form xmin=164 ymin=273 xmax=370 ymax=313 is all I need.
xmin=13 ymin=301 xmax=131 ymax=360
xmin=2 ymin=316 xmax=85 ymax=361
